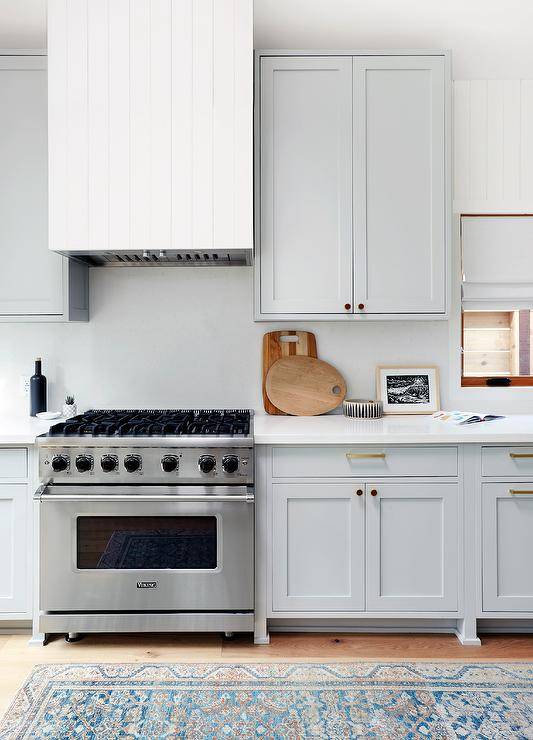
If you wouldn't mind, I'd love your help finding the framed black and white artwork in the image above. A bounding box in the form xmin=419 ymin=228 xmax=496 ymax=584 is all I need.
xmin=376 ymin=366 xmax=440 ymax=415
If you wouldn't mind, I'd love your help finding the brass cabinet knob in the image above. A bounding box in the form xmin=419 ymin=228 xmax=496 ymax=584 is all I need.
xmin=344 ymin=303 xmax=351 ymax=310
xmin=358 ymin=303 xmax=365 ymax=310
xmin=370 ymin=489 xmax=378 ymax=497
xmin=355 ymin=489 xmax=363 ymax=496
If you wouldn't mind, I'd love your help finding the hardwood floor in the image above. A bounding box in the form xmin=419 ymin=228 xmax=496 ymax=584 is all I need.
xmin=0 ymin=631 xmax=532 ymax=717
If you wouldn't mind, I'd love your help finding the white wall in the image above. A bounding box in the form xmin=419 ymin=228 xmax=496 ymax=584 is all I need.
xmin=255 ymin=0 xmax=533 ymax=79
xmin=1 ymin=267 xmax=450 ymax=415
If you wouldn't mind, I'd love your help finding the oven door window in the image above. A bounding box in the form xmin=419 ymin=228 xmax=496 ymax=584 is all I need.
xmin=76 ymin=516 xmax=217 ymax=570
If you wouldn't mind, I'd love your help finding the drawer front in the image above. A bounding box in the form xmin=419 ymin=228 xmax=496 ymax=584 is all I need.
xmin=272 ymin=446 xmax=458 ymax=478
xmin=0 ymin=449 xmax=28 ymax=479
xmin=482 ymin=447 xmax=533 ymax=477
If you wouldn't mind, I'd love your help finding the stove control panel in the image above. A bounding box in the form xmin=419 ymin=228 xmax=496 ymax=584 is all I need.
xmin=40 ymin=446 xmax=253 ymax=484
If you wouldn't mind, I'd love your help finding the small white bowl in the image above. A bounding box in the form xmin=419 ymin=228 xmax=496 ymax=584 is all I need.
xmin=36 ymin=411 xmax=62 ymax=420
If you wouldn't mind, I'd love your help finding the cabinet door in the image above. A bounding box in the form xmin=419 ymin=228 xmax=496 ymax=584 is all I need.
xmin=0 ymin=56 xmax=65 ymax=316
xmin=366 ymin=483 xmax=458 ymax=611
xmin=272 ymin=483 xmax=364 ymax=611
xmin=483 ymin=484 xmax=533 ymax=612
xmin=0 ymin=484 xmax=29 ymax=614
xmin=259 ymin=57 xmax=353 ymax=314
xmin=354 ymin=56 xmax=447 ymax=314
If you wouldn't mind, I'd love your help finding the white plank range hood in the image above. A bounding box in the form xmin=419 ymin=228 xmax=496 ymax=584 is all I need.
xmin=48 ymin=0 xmax=253 ymax=266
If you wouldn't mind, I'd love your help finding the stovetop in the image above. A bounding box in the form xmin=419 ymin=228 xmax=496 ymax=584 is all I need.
xmin=38 ymin=409 xmax=254 ymax=484
xmin=45 ymin=409 xmax=252 ymax=439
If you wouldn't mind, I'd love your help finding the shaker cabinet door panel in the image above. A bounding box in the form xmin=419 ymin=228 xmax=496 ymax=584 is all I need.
xmin=482 ymin=484 xmax=533 ymax=612
xmin=0 ymin=57 xmax=65 ymax=316
xmin=0 ymin=484 xmax=30 ymax=614
xmin=366 ymin=483 xmax=458 ymax=611
xmin=259 ymin=57 xmax=353 ymax=314
xmin=353 ymin=56 xmax=446 ymax=314
xmin=272 ymin=483 xmax=364 ymax=612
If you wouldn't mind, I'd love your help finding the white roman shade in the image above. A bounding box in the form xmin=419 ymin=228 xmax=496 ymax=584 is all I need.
xmin=461 ymin=216 xmax=533 ymax=309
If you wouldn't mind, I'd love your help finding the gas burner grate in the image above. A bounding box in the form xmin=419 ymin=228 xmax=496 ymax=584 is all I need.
xmin=47 ymin=409 xmax=252 ymax=438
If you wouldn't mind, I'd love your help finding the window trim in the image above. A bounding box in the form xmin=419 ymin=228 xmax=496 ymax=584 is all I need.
xmin=461 ymin=376 xmax=533 ymax=387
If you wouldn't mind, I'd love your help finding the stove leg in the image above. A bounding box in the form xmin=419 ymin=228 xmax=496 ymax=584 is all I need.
xmin=223 ymin=631 xmax=235 ymax=640
xmin=65 ymin=632 xmax=83 ymax=643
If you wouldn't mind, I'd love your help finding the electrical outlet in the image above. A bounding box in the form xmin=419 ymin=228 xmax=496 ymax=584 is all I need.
xmin=20 ymin=375 xmax=30 ymax=398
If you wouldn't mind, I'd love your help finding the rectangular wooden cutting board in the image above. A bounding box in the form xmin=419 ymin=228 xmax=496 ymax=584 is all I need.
xmin=262 ymin=330 xmax=318 ymax=415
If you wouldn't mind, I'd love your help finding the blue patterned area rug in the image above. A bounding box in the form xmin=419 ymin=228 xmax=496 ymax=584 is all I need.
xmin=0 ymin=662 xmax=532 ymax=739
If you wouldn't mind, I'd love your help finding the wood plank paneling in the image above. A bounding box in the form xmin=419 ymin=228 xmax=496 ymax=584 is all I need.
xmin=47 ymin=0 xmax=68 ymax=253
xmin=108 ymin=0 xmax=130 ymax=251
xmin=463 ymin=350 xmax=511 ymax=376
xmin=150 ymin=0 xmax=172 ymax=251
xmin=66 ymin=0 xmax=89 ymax=250
xmin=454 ymin=79 xmax=533 ymax=211
xmin=233 ymin=0 xmax=253 ymax=249
xmin=48 ymin=0 xmax=253 ymax=255
xmin=213 ymin=0 xmax=235 ymax=249
xmin=130 ymin=0 xmax=151 ymax=253
xmin=468 ymin=81 xmax=488 ymax=202
xmin=502 ymin=81 xmax=521 ymax=201
xmin=453 ymin=81 xmax=470 ymax=204
xmin=487 ymin=80 xmax=504 ymax=202
xmin=463 ymin=311 xmax=512 ymax=329
xmin=192 ymin=0 xmax=214 ymax=250
xmin=87 ymin=0 xmax=109 ymax=252
xmin=171 ymin=0 xmax=193 ymax=249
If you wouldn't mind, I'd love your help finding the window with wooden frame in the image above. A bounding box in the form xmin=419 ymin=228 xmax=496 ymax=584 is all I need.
xmin=462 ymin=310 xmax=533 ymax=386
xmin=461 ymin=215 xmax=533 ymax=387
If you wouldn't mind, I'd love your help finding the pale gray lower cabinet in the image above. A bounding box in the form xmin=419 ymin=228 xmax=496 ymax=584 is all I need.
xmin=271 ymin=477 xmax=459 ymax=614
xmin=366 ymin=483 xmax=458 ymax=611
xmin=272 ymin=483 xmax=365 ymax=611
xmin=482 ymin=484 xmax=533 ymax=612
xmin=256 ymin=51 xmax=449 ymax=321
xmin=0 ymin=448 xmax=32 ymax=617
xmin=0 ymin=54 xmax=88 ymax=322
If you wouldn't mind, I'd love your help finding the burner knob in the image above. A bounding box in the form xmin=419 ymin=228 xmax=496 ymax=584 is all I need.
xmin=124 ymin=455 xmax=142 ymax=473
xmin=75 ymin=455 xmax=93 ymax=473
xmin=51 ymin=455 xmax=69 ymax=473
xmin=101 ymin=455 xmax=118 ymax=473
xmin=161 ymin=455 xmax=179 ymax=473
xmin=222 ymin=455 xmax=239 ymax=474
xmin=198 ymin=455 xmax=216 ymax=474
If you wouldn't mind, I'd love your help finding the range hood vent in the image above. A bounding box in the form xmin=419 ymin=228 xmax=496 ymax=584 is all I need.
xmin=70 ymin=250 xmax=252 ymax=268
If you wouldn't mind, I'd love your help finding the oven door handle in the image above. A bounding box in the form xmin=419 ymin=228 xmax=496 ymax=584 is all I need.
xmin=37 ymin=493 xmax=255 ymax=503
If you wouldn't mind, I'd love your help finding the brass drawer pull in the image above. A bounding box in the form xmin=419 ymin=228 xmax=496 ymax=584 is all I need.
xmin=509 ymin=453 xmax=533 ymax=459
xmin=346 ymin=453 xmax=386 ymax=460
xmin=509 ymin=489 xmax=533 ymax=495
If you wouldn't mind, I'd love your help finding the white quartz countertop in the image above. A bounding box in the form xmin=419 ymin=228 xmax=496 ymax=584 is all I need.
xmin=2 ymin=412 xmax=533 ymax=446
xmin=253 ymin=413 xmax=533 ymax=445
xmin=0 ymin=415 xmax=57 ymax=445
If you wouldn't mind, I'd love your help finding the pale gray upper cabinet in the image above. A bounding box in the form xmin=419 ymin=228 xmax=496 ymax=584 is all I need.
xmin=0 ymin=54 xmax=88 ymax=321
xmin=255 ymin=52 xmax=450 ymax=320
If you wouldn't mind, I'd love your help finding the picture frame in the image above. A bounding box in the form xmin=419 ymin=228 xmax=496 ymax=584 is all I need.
xmin=376 ymin=366 xmax=440 ymax=415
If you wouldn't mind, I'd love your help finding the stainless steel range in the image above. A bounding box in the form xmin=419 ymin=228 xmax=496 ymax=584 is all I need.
xmin=35 ymin=409 xmax=254 ymax=643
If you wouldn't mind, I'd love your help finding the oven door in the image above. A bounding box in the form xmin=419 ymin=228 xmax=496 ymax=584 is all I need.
xmin=37 ymin=485 xmax=254 ymax=612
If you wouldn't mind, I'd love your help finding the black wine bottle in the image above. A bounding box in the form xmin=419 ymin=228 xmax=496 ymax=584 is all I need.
xmin=30 ymin=357 xmax=47 ymax=416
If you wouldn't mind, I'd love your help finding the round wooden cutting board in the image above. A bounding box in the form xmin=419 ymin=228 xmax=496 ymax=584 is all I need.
xmin=265 ymin=356 xmax=347 ymax=416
